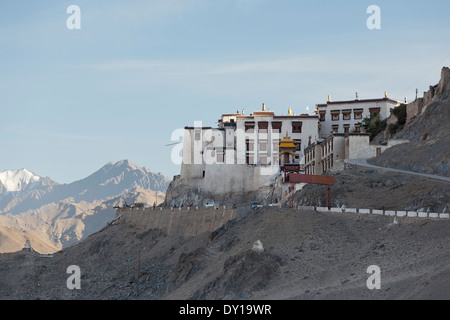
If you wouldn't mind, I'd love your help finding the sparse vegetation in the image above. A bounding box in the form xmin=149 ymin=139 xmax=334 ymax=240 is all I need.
xmin=369 ymin=96 xmax=450 ymax=177
xmin=391 ymin=104 xmax=407 ymax=126
xmin=388 ymin=104 xmax=407 ymax=135
xmin=388 ymin=122 xmax=399 ymax=135
xmin=361 ymin=113 xmax=384 ymax=140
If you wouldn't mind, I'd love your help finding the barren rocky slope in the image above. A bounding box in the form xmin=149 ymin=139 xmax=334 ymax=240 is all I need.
xmin=0 ymin=226 xmax=59 ymax=254
xmin=295 ymin=165 xmax=449 ymax=213
xmin=368 ymin=89 xmax=449 ymax=177
xmin=0 ymin=206 xmax=449 ymax=300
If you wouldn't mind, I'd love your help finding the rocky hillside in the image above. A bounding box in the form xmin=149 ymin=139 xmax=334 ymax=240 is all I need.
xmin=368 ymin=69 xmax=450 ymax=177
xmin=0 ymin=206 xmax=448 ymax=300
xmin=164 ymin=175 xmax=271 ymax=208
xmin=0 ymin=226 xmax=59 ymax=254
xmin=294 ymin=165 xmax=449 ymax=213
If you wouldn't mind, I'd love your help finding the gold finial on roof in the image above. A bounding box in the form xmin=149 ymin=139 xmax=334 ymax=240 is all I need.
xmin=328 ymin=94 xmax=331 ymax=102
xmin=262 ymin=103 xmax=266 ymax=111
xmin=279 ymin=131 xmax=296 ymax=148
xmin=288 ymin=106 xmax=292 ymax=115
xmin=385 ymin=91 xmax=388 ymax=98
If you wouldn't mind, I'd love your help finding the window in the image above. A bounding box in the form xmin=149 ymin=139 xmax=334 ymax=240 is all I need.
xmin=342 ymin=111 xmax=351 ymax=120
xmin=331 ymin=112 xmax=340 ymax=121
xmin=259 ymin=141 xmax=267 ymax=152
xmin=258 ymin=122 xmax=268 ymax=133
xmin=332 ymin=125 xmax=339 ymax=133
xmin=260 ymin=155 xmax=268 ymax=165
xmin=369 ymin=108 xmax=381 ymax=115
xmin=245 ymin=122 xmax=255 ymax=133
xmin=246 ymin=155 xmax=255 ymax=165
xmin=246 ymin=140 xmax=254 ymax=152
xmin=292 ymin=122 xmax=302 ymax=133
xmin=272 ymin=122 xmax=282 ymax=133
xmin=319 ymin=112 xmax=326 ymax=122
xmin=354 ymin=124 xmax=361 ymax=133
xmin=354 ymin=110 xmax=363 ymax=120
xmin=294 ymin=139 xmax=301 ymax=151
xmin=344 ymin=125 xmax=350 ymax=133
xmin=195 ymin=130 xmax=201 ymax=141
xmin=217 ymin=151 xmax=224 ymax=163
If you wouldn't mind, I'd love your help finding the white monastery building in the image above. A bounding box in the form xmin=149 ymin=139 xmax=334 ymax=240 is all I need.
xmin=180 ymin=104 xmax=320 ymax=195
xmin=179 ymin=95 xmax=406 ymax=197
xmin=315 ymin=92 xmax=401 ymax=138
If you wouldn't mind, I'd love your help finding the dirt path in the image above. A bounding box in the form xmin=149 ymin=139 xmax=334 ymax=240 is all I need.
xmin=344 ymin=158 xmax=450 ymax=183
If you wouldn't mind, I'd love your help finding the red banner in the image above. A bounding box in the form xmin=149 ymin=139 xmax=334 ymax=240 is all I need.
xmin=287 ymin=174 xmax=335 ymax=185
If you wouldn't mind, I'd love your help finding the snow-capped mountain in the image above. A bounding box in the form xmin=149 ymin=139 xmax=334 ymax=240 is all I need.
xmin=0 ymin=169 xmax=58 ymax=194
xmin=0 ymin=160 xmax=171 ymax=215
xmin=0 ymin=160 xmax=171 ymax=253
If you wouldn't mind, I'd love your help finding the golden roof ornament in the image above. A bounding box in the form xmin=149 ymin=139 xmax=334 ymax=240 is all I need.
xmin=279 ymin=131 xmax=296 ymax=148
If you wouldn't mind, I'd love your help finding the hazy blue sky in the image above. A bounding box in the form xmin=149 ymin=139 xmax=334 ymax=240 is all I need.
xmin=1 ymin=0 xmax=449 ymax=183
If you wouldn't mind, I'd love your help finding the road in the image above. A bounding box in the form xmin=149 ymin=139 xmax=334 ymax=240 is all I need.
xmin=344 ymin=158 xmax=450 ymax=183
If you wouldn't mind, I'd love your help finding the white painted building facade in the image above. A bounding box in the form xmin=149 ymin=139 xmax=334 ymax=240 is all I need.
xmin=180 ymin=105 xmax=320 ymax=195
xmin=316 ymin=94 xmax=401 ymax=138
xmin=304 ymin=133 xmax=409 ymax=175
xmin=178 ymin=95 xmax=405 ymax=196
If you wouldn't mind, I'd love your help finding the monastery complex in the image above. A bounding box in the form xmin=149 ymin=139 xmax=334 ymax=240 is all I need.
xmin=178 ymin=61 xmax=450 ymax=200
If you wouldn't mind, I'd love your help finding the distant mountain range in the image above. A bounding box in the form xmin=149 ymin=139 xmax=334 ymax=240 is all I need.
xmin=0 ymin=160 xmax=171 ymax=253
xmin=0 ymin=159 xmax=171 ymax=215
xmin=0 ymin=168 xmax=57 ymax=193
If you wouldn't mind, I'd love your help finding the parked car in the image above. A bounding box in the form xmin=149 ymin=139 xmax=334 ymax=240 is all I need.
xmin=205 ymin=201 xmax=215 ymax=208
xmin=251 ymin=201 xmax=263 ymax=208
xmin=269 ymin=203 xmax=281 ymax=207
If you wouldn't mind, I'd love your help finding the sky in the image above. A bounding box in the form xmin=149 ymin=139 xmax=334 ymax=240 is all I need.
xmin=1 ymin=0 xmax=449 ymax=184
